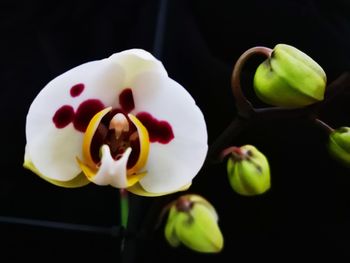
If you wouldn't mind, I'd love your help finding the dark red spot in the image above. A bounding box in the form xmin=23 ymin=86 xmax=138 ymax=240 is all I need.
xmin=70 ymin=83 xmax=84 ymax=97
xmin=73 ymin=99 xmax=105 ymax=132
xmin=119 ymin=88 xmax=135 ymax=113
xmin=52 ymin=105 xmax=75 ymax=128
xmin=127 ymin=134 xmax=140 ymax=169
xmin=136 ymin=112 xmax=174 ymax=144
xmin=90 ymin=123 xmax=108 ymax=163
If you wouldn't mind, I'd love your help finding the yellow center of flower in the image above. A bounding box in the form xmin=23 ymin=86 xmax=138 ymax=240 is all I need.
xmin=77 ymin=107 xmax=150 ymax=188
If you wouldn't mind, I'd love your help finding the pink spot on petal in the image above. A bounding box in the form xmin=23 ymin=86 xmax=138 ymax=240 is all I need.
xmin=52 ymin=105 xmax=75 ymax=128
xmin=73 ymin=99 xmax=105 ymax=132
xmin=136 ymin=112 xmax=174 ymax=144
xmin=119 ymin=88 xmax=135 ymax=113
xmin=70 ymin=83 xmax=85 ymax=97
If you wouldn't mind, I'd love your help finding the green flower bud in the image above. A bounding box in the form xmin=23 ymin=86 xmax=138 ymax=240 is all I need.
xmin=226 ymin=145 xmax=270 ymax=196
xmin=164 ymin=194 xmax=223 ymax=253
xmin=253 ymin=44 xmax=326 ymax=107
xmin=328 ymin=127 xmax=350 ymax=167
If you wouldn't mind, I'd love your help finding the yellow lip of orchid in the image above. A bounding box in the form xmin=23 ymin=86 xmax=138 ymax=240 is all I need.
xmin=82 ymin=106 xmax=112 ymax=168
xmin=127 ymin=114 xmax=150 ymax=176
xmin=77 ymin=107 xmax=150 ymax=188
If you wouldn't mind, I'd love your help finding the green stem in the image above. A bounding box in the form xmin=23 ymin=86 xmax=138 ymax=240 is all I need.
xmin=120 ymin=188 xmax=129 ymax=229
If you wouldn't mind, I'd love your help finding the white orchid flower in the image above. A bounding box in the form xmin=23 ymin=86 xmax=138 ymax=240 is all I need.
xmin=24 ymin=49 xmax=208 ymax=196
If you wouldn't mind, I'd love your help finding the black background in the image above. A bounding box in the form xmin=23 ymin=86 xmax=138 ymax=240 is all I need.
xmin=2 ymin=0 xmax=350 ymax=262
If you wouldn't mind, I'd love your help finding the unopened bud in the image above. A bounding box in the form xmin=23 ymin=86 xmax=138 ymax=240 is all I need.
xmin=164 ymin=194 xmax=224 ymax=253
xmin=254 ymin=44 xmax=326 ymax=107
xmin=328 ymin=127 xmax=350 ymax=167
xmin=226 ymin=145 xmax=270 ymax=196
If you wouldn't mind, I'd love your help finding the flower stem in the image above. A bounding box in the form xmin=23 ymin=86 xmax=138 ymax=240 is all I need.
xmin=206 ymin=46 xmax=272 ymax=163
xmin=206 ymin=117 xmax=249 ymax=164
xmin=120 ymin=188 xmax=129 ymax=229
xmin=231 ymin=46 xmax=272 ymax=117
xmin=119 ymin=188 xmax=129 ymax=257
xmin=314 ymin=118 xmax=335 ymax=134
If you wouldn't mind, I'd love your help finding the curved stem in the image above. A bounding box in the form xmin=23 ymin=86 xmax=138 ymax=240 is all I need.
xmin=231 ymin=46 xmax=272 ymax=117
xmin=205 ymin=117 xmax=248 ymax=164
xmin=154 ymin=200 xmax=175 ymax=230
xmin=314 ymin=118 xmax=334 ymax=134
xmin=219 ymin=146 xmax=241 ymax=161
xmin=322 ymin=72 xmax=350 ymax=106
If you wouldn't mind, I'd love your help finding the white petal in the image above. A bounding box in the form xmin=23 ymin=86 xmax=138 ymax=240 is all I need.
xmin=108 ymin=49 xmax=167 ymax=85
xmin=25 ymin=49 xmax=165 ymax=182
xmin=25 ymin=125 xmax=82 ymax=181
xmin=130 ymin=73 xmax=208 ymax=193
xmin=90 ymin=145 xmax=131 ymax=188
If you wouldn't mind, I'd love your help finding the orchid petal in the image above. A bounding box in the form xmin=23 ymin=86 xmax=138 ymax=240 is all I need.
xmin=24 ymin=152 xmax=90 ymax=188
xmin=129 ymin=73 xmax=208 ymax=193
xmin=109 ymin=49 xmax=168 ymax=85
xmin=127 ymin=182 xmax=191 ymax=197
xmin=25 ymin=125 xmax=83 ymax=181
